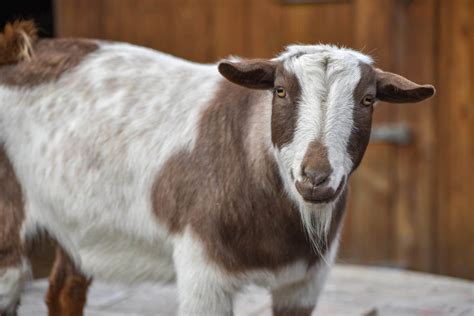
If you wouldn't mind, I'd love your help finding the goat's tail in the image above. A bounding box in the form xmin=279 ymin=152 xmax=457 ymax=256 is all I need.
xmin=0 ymin=20 xmax=38 ymax=66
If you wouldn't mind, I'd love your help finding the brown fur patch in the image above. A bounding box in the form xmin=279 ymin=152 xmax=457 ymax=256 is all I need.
xmin=0 ymin=38 xmax=98 ymax=87
xmin=347 ymin=63 xmax=376 ymax=171
xmin=0 ymin=20 xmax=38 ymax=65
xmin=46 ymin=246 xmax=90 ymax=316
xmin=0 ymin=146 xmax=25 ymax=270
xmin=271 ymin=65 xmax=301 ymax=148
xmin=152 ymin=81 xmax=346 ymax=272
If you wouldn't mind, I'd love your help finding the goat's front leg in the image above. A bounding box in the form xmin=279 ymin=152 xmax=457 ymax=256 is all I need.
xmin=0 ymin=254 xmax=30 ymax=316
xmin=271 ymin=264 xmax=330 ymax=316
xmin=173 ymin=231 xmax=234 ymax=316
xmin=272 ymin=243 xmax=339 ymax=316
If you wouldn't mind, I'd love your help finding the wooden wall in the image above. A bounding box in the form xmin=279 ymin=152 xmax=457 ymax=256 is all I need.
xmin=436 ymin=0 xmax=474 ymax=280
xmin=53 ymin=0 xmax=474 ymax=280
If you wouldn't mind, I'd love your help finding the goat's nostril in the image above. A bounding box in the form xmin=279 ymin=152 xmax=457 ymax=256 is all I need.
xmin=302 ymin=167 xmax=330 ymax=187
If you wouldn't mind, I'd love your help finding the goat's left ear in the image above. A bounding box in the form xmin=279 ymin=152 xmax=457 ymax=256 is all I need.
xmin=218 ymin=59 xmax=276 ymax=90
xmin=375 ymin=69 xmax=435 ymax=103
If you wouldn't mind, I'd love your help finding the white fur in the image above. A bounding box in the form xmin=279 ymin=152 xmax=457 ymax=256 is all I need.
xmin=0 ymin=259 xmax=30 ymax=313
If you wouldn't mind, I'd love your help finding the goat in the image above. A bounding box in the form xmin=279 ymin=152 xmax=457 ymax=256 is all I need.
xmin=0 ymin=21 xmax=434 ymax=316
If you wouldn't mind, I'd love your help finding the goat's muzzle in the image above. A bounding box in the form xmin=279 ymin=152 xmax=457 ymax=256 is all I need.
xmin=295 ymin=176 xmax=345 ymax=204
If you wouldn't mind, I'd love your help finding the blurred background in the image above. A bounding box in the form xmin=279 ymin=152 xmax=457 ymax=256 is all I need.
xmin=1 ymin=0 xmax=472 ymax=281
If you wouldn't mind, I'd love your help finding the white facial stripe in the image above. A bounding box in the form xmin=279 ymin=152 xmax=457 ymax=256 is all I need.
xmin=281 ymin=55 xmax=326 ymax=183
xmin=324 ymin=63 xmax=362 ymax=189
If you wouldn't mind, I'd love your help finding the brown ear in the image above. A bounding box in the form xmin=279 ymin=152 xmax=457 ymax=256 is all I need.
xmin=375 ymin=69 xmax=435 ymax=103
xmin=218 ymin=59 xmax=276 ymax=90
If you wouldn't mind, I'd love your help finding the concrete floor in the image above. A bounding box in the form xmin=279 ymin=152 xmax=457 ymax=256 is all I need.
xmin=18 ymin=265 xmax=474 ymax=316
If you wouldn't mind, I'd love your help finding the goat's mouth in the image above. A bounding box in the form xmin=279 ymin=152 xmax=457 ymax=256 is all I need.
xmin=295 ymin=177 xmax=345 ymax=204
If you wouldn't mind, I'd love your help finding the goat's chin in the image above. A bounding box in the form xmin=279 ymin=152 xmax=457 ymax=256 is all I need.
xmin=303 ymin=200 xmax=333 ymax=209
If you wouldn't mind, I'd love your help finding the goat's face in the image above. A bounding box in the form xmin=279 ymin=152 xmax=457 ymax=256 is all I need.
xmin=219 ymin=45 xmax=435 ymax=206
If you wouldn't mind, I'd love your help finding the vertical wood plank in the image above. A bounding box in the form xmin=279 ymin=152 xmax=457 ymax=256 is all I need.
xmin=339 ymin=0 xmax=398 ymax=266
xmin=280 ymin=2 xmax=353 ymax=47
xmin=436 ymin=0 xmax=474 ymax=279
xmin=54 ymin=0 xmax=104 ymax=38
xmin=170 ymin=0 xmax=215 ymax=62
xmin=212 ymin=0 xmax=246 ymax=59
xmin=102 ymin=0 xmax=215 ymax=62
xmin=391 ymin=0 xmax=436 ymax=273
xmin=243 ymin=0 xmax=283 ymax=58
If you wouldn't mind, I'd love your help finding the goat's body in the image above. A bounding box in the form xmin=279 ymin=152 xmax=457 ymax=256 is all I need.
xmin=0 ymin=19 xmax=436 ymax=314
xmin=0 ymin=41 xmax=338 ymax=299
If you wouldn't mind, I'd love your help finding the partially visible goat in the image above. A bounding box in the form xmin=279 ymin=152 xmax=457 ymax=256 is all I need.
xmin=0 ymin=21 xmax=434 ymax=316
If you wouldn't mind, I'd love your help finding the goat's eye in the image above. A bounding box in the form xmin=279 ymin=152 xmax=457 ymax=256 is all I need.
xmin=275 ymin=87 xmax=286 ymax=98
xmin=361 ymin=95 xmax=375 ymax=106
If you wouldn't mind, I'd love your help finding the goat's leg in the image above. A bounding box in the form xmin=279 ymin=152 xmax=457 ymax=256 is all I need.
xmin=272 ymin=277 xmax=319 ymax=316
xmin=45 ymin=247 xmax=68 ymax=316
xmin=174 ymin=231 xmax=233 ymax=316
xmin=272 ymin=270 xmax=329 ymax=316
xmin=0 ymin=251 xmax=30 ymax=316
xmin=272 ymin=234 xmax=340 ymax=316
xmin=271 ymin=255 xmax=337 ymax=315
xmin=0 ymin=148 xmax=31 ymax=316
xmin=45 ymin=247 xmax=67 ymax=316
xmin=45 ymin=246 xmax=90 ymax=316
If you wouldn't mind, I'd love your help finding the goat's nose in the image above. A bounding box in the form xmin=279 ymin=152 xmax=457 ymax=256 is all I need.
xmin=302 ymin=167 xmax=330 ymax=187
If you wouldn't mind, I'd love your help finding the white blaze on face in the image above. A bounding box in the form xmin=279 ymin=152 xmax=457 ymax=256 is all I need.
xmin=278 ymin=45 xmax=373 ymax=194
xmin=281 ymin=54 xmax=326 ymax=185
xmin=323 ymin=56 xmax=363 ymax=190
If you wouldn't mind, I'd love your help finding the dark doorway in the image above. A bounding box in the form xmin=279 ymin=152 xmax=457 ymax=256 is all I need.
xmin=0 ymin=0 xmax=54 ymax=37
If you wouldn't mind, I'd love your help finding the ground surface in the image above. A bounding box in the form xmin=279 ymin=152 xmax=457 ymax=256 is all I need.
xmin=18 ymin=264 xmax=474 ymax=316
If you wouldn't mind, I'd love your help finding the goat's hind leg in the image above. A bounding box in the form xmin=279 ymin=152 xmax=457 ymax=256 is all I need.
xmin=0 ymin=148 xmax=31 ymax=316
xmin=46 ymin=246 xmax=91 ymax=316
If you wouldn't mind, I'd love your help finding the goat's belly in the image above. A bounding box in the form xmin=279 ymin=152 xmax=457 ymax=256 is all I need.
xmin=40 ymin=202 xmax=176 ymax=284
xmin=77 ymin=229 xmax=176 ymax=284
xmin=21 ymin=178 xmax=176 ymax=284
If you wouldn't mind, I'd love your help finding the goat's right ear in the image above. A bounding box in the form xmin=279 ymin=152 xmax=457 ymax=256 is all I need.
xmin=218 ymin=59 xmax=276 ymax=90
xmin=375 ymin=69 xmax=435 ymax=103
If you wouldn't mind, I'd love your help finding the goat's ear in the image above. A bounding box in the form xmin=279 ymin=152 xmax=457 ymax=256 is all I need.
xmin=375 ymin=69 xmax=435 ymax=103
xmin=218 ymin=59 xmax=276 ymax=90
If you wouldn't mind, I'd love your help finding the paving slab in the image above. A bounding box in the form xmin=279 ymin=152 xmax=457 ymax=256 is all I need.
xmin=18 ymin=264 xmax=474 ymax=316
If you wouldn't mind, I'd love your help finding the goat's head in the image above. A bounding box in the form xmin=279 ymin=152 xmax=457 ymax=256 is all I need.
xmin=219 ymin=45 xmax=435 ymax=207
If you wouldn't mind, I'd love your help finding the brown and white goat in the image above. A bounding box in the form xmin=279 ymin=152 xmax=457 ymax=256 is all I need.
xmin=0 ymin=21 xmax=434 ymax=316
